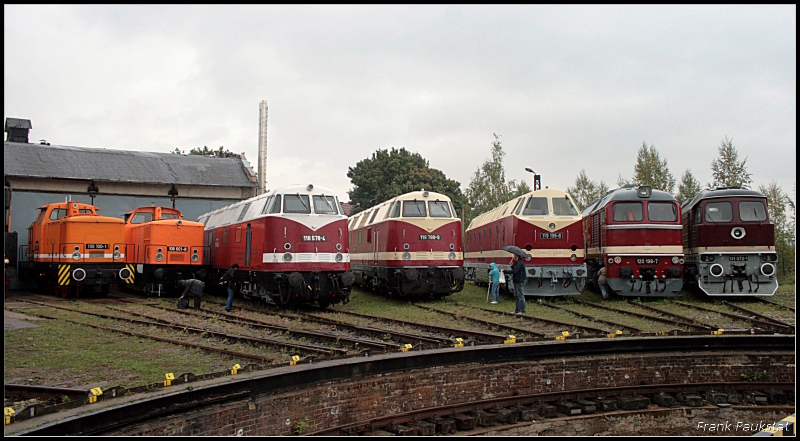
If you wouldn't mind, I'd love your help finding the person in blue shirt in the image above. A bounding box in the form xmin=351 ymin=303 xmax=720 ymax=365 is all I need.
xmin=488 ymin=262 xmax=501 ymax=304
xmin=504 ymin=255 xmax=527 ymax=315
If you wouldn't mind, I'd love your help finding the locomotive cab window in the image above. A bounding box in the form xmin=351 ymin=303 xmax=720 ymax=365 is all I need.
xmin=260 ymin=196 xmax=273 ymax=214
xmin=428 ymin=201 xmax=452 ymax=218
xmin=161 ymin=213 xmax=179 ymax=220
xmin=647 ymin=202 xmax=677 ymax=222
xmin=35 ymin=208 xmax=46 ymax=225
xmin=313 ymin=195 xmax=338 ymax=214
xmin=403 ymin=201 xmax=427 ymax=217
xmin=389 ymin=201 xmax=401 ymax=218
xmin=269 ymin=195 xmax=282 ymax=214
xmin=130 ymin=212 xmax=154 ymax=224
xmin=552 ymin=196 xmax=579 ymax=216
xmin=704 ymin=201 xmax=732 ymax=223
xmin=739 ymin=201 xmax=767 ymax=222
xmin=514 ymin=198 xmax=525 ymax=215
xmin=613 ymin=203 xmax=643 ymax=222
xmin=522 ymin=197 xmax=549 ymax=216
xmin=50 ymin=208 xmax=67 ymax=220
xmin=284 ymin=195 xmax=311 ymax=214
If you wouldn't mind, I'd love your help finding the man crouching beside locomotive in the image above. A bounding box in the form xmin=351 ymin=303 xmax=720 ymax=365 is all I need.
xmin=178 ymin=278 xmax=204 ymax=309
xmin=504 ymin=255 xmax=527 ymax=315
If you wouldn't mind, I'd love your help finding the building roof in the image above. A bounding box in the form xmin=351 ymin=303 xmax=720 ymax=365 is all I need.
xmin=4 ymin=141 xmax=259 ymax=188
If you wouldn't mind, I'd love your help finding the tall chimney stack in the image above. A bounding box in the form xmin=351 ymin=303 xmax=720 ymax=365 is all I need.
xmin=258 ymin=100 xmax=268 ymax=195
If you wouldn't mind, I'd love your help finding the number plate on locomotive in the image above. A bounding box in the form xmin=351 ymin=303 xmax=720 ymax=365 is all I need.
xmin=168 ymin=246 xmax=188 ymax=252
xmin=86 ymin=244 xmax=108 ymax=249
xmin=302 ymin=235 xmax=327 ymax=242
xmin=728 ymin=256 xmax=748 ymax=261
xmin=540 ymin=232 xmax=563 ymax=239
xmin=419 ymin=234 xmax=441 ymax=240
xmin=636 ymin=258 xmax=659 ymax=264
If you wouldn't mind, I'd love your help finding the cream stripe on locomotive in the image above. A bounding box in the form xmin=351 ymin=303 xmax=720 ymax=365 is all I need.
xmin=351 ymin=251 xmax=463 ymax=261
xmin=685 ymin=246 xmax=775 ymax=254
xmin=464 ymin=249 xmax=584 ymax=260
xmin=588 ymin=245 xmax=683 ymax=255
xmin=263 ymin=252 xmax=351 ymax=263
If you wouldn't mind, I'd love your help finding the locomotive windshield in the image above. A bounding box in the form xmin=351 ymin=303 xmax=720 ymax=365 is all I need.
xmin=284 ymin=194 xmax=311 ymax=214
xmin=647 ymin=202 xmax=677 ymax=222
xmin=428 ymin=201 xmax=452 ymax=218
xmin=739 ymin=200 xmax=767 ymax=222
xmin=705 ymin=202 xmax=732 ymax=222
xmin=130 ymin=212 xmax=154 ymax=224
xmin=403 ymin=201 xmax=426 ymax=217
xmin=613 ymin=203 xmax=643 ymax=222
xmin=552 ymin=197 xmax=579 ymax=216
xmin=161 ymin=213 xmax=179 ymax=220
xmin=313 ymin=195 xmax=339 ymax=214
xmin=49 ymin=208 xmax=68 ymax=220
xmin=522 ymin=197 xmax=549 ymax=216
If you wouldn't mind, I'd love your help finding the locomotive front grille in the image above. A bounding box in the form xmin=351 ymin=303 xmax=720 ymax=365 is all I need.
xmin=170 ymin=254 xmax=185 ymax=262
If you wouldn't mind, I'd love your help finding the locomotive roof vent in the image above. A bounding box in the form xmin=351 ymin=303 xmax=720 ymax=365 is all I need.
xmin=637 ymin=186 xmax=652 ymax=198
xmin=307 ymin=184 xmax=314 ymax=191
xmin=5 ymin=118 xmax=32 ymax=143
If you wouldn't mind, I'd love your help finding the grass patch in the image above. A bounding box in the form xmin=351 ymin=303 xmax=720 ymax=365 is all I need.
xmin=4 ymin=310 xmax=242 ymax=389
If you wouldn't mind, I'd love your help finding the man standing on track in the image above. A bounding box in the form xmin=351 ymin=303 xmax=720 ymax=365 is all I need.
xmin=220 ymin=263 xmax=239 ymax=313
xmin=504 ymin=255 xmax=527 ymax=315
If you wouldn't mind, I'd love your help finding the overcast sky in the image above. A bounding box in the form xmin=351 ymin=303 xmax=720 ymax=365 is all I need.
xmin=4 ymin=5 xmax=796 ymax=205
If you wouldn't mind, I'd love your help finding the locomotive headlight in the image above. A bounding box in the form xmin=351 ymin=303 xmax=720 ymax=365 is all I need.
xmin=191 ymin=253 xmax=199 ymax=263
xmin=403 ymin=243 xmax=410 ymax=250
xmin=614 ymin=256 xmax=621 ymax=264
xmin=608 ymin=257 xmax=614 ymax=264
xmin=679 ymin=258 xmax=684 ymax=264
xmin=402 ymin=252 xmax=411 ymax=261
xmin=731 ymin=227 xmax=746 ymax=240
xmin=72 ymin=268 xmax=86 ymax=281
xmin=72 ymin=251 xmax=81 ymax=261
xmin=570 ymin=254 xmax=577 ymax=262
xmin=449 ymin=243 xmax=455 ymax=250
xmin=113 ymin=251 xmax=121 ymax=259
xmin=74 ymin=246 xmax=80 ymax=251
xmin=549 ymin=223 xmax=556 ymax=231
xmin=283 ymin=253 xmax=293 ymax=262
xmin=335 ymin=253 xmax=343 ymax=263
xmin=449 ymin=252 xmax=456 ymax=261
xmin=156 ymin=253 xmax=164 ymax=262
xmin=336 ymin=243 xmax=342 ymax=251
xmin=671 ymin=256 xmax=680 ymax=264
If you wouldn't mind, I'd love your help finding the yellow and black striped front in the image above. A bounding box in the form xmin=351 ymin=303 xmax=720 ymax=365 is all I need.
xmin=58 ymin=265 xmax=71 ymax=286
xmin=124 ymin=264 xmax=135 ymax=284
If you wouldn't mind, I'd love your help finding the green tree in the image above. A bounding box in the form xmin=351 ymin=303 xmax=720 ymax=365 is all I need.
xmin=759 ymin=181 xmax=795 ymax=281
xmin=675 ymin=169 xmax=703 ymax=205
xmin=346 ymin=147 xmax=463 ymax=217
xmin=567 ymin=168 xmax=609 ymax=211
xmin=464 ymin=133 xmax=526 ymax=226
xmin=710 ymin=136 xmax=752 ymax=189
xmin=632 ymin=142 xmax=676 ymax=193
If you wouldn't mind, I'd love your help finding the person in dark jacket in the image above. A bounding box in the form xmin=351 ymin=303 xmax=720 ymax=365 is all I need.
xmin=178 ymin=278 xmax=204 ymax=310
xmin=504 ymin=255 xmax=528 ymax=315
xmin=220 ymin=263 xmax=239 ymax=312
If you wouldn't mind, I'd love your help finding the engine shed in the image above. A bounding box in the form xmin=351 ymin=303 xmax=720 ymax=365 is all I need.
xmin=3 ymin=118 xmax=260 ymax=288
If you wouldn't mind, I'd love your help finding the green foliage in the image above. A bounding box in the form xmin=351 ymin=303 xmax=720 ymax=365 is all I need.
xmin=292 ymin=417 xmax=310 ymax=435
xmin=759 ymin=181 xmax=795 ymax=280
xmin=464 ymin=134 xmax=527 ymax=226
xmin=566 ymin=168 xmax=610 ymax=211
xmin=172 ymin=145 xmax=238 ymax=157
xmin=675 ymin=169 xmax=703 ymax=205
xmin=710 ymin=137 xmax=752 ymax=189
xmin=346 ymin=147 xmax=463 ymax=216
xmin=632 ymin=142 xmax=675 ymax=193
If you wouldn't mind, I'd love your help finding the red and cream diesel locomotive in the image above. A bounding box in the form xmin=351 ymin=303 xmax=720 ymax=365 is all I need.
xmin=348 ymin=190 xmax=465 ymax=299
xmin=198 ymin=184 xmax=354 ymax=308
xmin=123 ymin=205 xmax=208 ymax=295
xmin=680 ymin=187 xmax=778 ymax=296
xmin=582 ymin=185 xmax=684 ymax=297
xmin=18 ymin=201 xmax=132 ymax=296
xmin=464 ymin=188 xmax=587 ymax=296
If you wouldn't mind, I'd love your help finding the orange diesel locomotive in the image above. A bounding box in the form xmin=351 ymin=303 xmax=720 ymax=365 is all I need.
xmin=18 ymin=201 xmax=132 ymax=296
xmin=348 ymin=190 xmax=465 ymax=299
xmin=123 ymin=206 xmax=208 ymax=295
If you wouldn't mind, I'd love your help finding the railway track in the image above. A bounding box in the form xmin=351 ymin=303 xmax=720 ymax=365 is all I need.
xmin=4 ymin=288 xmax=795 ymax=432
xmin=307 ymin=381 xmax=795 ymax=436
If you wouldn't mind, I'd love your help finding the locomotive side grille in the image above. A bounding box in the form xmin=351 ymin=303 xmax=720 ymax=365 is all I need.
xmin=432 ymin=252 xmax=447 ymax=260
xmin=416 ymin=252 xmax=430 ymax=259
